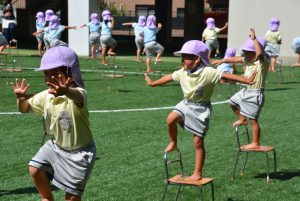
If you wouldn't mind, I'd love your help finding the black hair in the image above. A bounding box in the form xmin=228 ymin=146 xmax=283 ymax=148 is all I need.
xmin=104 ymin=20 xmax=111 ymax=25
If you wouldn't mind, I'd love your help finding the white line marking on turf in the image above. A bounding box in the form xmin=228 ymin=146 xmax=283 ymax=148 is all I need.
xmin=0 ymin=100 xmax=229 ymax=115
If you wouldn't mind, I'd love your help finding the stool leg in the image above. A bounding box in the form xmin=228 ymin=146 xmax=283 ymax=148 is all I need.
xmin=174 ymin=185 xmax=181 ymax=201
xmin=241 ymin=152 xmax=249 ymax=176
xmin=232 ymin=151 xmax=240 ymax=179
xmin=161 ymin=183 xmax=169 ymax=201
xmin=265 ymin=153 xmax=270 ymax=182
xmin=198 ymin=186 xmax=204 ymax=201
xmin=211 ymin=182 xmax=215 ymax=201
xmin=273 ymin=150 xmax=277 ymax=175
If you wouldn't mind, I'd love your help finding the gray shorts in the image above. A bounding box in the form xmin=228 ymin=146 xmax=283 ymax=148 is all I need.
xmin=135 ymin=36 xmax=144 ymax=49
xmin=173 ymin=99 xmax=211 ymax=137
xmin=205 ymin=39 xmax=219 ymax=51
xmin=229 ymin=88 xmax=265 ymax=119
xmin=0 ymin=34 xmax=7 ymax=46
xmin=36 ymin=33 xmax=45 ymax=43
xmin=29 ymin=140 xmax=96 ymax=196
xmin=100 ymin=35 xmax=117 ymax=48
xmin=89 ymin=32 xmax=100 ymax=45
xmin=265 ymin=43 xmax=280 ymax=57
xmin=144 ymin=41 xmax=164 ymax=57
xmin=44 ymin=34 xmax=50 ymax=48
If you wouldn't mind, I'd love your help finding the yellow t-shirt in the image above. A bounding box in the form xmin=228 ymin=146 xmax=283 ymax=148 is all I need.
xmin=244 ymin=56 xmax=270 ymax=89
xmin=28 ymin=88 xmax=94 ymax=150
xmin=264 ymin=30 xmax=282 ymax=44
xmin=172 ymin=66 xmax=221 ymax=102
xmin=202 ymin=27 xmax=221 ymax=40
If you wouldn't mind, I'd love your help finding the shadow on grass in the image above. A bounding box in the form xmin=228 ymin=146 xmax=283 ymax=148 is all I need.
xmin=254 ymin=170 xmax=300 ymax=181
xmin=0 ymin=185 xmax=59 ymax=197
xmin=265 ymin=87 xmax=292 ymax=91
xmin=227 ymin=198 xmax=245 ymax=201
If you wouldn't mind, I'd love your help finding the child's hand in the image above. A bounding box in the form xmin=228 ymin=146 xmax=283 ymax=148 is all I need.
xmin=11 ymin=79 xmax=34 ymax=101
xmin=249 ymin=28 xmax=256 ymax=41
xmin=144 ymin=73 xmax=153 ymax=86
xmin=47 ymin=75 xmax=74 ymax=96
xmin=246 ymin=71 xmax=257 ymax=85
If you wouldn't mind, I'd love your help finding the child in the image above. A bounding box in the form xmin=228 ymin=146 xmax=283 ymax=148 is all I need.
xmin=291 ymin=37 xmax=300 ymax=66
xmin=144 ymin=40 xmax=256 ymax=180
xmin=122 ymin=15 xmax=146 ymax=62
xmin=79 ymin=13 xmax=101 ymax=60
xmin=140 ymin=15 xmax=164 ymax=73
xmin=216 ymin=48 xmax=236 ymax=74
xmin=100 ymin=10 xmax=117 ymax=65
xmin=202 ymin=18 xmax=228 ymax=61
xmin=213 ymin=29 xmax=270 ymax=149
xmin=43 ymin=9 xmax=54 ymax=50
xmin=264 ymin=17 xmax=282 ymax=72
xmin=35 ymin=12 xmax=46 ymax=56
xmin=11 ymin=45 xmax=96 ymax=201
xmin=33 ymin=15 xmax=77 ymax=48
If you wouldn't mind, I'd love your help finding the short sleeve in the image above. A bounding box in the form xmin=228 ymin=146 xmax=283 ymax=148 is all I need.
xmin=27 ymin=91 xmax=47 ymax=115
xmin=215 ymin=28 xmax=221 ymax=33
xmin=172 ymin=70 xmax=180 ymax=82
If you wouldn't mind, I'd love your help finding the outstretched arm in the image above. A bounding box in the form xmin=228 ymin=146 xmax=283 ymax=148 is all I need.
xmin=110 ymin=16 xmax=115 ymax=30
xmin=32 ymin=30 xmax=44 ymax=36
xmin=219 ymin=22 xmax=228 ymax=32
xmin=122 ymin=22 xmax=134 ymax=26
xmin=250 ymin=28 xmax=264 ymax=63
xmin=65 ymin=26 xmax=77 ymax=30
xmin=221 ymin=71 xmax=256 ymax=85
xmin=78 ymin=24 xmax=87 ymax=29
xmin=212 ymin=56 xmax=243 ymax=66
xmin=144 ymin=73 xmax=173 ymax=87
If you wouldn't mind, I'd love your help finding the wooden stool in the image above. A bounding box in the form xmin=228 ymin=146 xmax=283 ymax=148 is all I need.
xmin=162 ymin=150 xmax=215 ymax=201
xmin=232 ymin=125 xmax=277 ymax=182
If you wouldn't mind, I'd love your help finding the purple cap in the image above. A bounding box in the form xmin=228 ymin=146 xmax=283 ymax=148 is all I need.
xmin=45 ymin=9 xmax=54 ymax=21
xmin=49 ymin=15 xmax=60 ymax=30
xmin=224 ymin=48 xmax=236 ymax=59
xmin=146 ymin=15 xmax=157 ymax=29
xmin=90 ymin=13 xmax=99 ymax=24
xmin=269 ymin=17 xmax=280 ymax=32
xmin=206 ymin=17 xmax=215 ymax=30
xmin=36 ymin=12 xmax=45 ymax=22
xmin=241 ymin=36 xmax=266 ymax=52
xmin=174 ymin=40 xmax=209 ymax=66
xmin=102 ymin=10 xmax=111 ymax=21
xmin=37 ymin=46 xmax=84 ymax=88
xmin=138 ymin=15 xmax=146 ymax=27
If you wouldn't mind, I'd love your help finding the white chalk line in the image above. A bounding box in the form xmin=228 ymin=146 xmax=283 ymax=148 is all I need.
xmin=0 ymin=100 xmax=229 ymax=115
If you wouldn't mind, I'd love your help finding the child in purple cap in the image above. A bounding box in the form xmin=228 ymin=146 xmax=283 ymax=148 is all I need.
xmin=79 ymin=13 xmax=102 ymax=60
xmin=291 ymin=37 xmax=300 ymax=66
xmin=213 ymin=28 xmax=270 ymax=150
xmin=11 ymin=45 xmax=96 ymax=200
xmin=100 ymin=10 xmax=117 ymax=65
xmin=122 ymin=15 xmax=146 ymax=62
xmin=33 ymin=15 xmax=77 ymax=50
xmin=202 ymin=18 xmax=228 ymax=61
xmin=35 ymin=11 xmax=46 ymax=56
xmin=140 ymin=15 xmax=164 ymax=72
xmin=144 ymin=40 xmax=256 ymax=180
xmin=264 ymin=17 xmax=282 ymax=72
xmin=216 ymin=47 xmax=236 ymax=75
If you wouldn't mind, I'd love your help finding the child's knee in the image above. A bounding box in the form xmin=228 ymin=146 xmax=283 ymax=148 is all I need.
xmin=166 ymin=112 xmax=181 ymax=125
xmin=29 ymin=166 xmax=39 ymax=177
xmin=193 ymin=136 xmax=204 ymax=149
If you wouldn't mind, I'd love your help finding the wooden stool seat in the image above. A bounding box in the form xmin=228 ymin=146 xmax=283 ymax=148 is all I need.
xmin=240 ymin=145 xmax=275 ymax=152
xmin=168 ymin=175 xmax=214 ymax=186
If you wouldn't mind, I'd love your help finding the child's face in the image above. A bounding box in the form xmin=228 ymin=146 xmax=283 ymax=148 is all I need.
xmin=181 ymin=54 xmax=200 ymax=70
xmin=44 ymin=68 xmax=67 ymax=89
xmin=243 ymin=50 xmax=256 ymax=63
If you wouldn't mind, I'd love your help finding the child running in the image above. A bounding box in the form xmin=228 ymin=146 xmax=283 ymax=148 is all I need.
xmin=11 ymin=45 xmax=96 ymax=201
xmin=100 ymin=10 xmax=117 ymax=65
xmin=291 ymin=37 xmax=300 ymax=66
xmin=122 ymin=15 xmax=146 ymax=62
xmin=43 ymin=9 xmax=54 ymax=50
xmin=140 ymin=15 xmax=164 ymax=73
xmin=144 ymin=40 xmax=256 ymax=180
xmin=202 ymin=18 xmax=228 ymax=61
xmin=213 ymin=29 xmax=270 ymax=149
xmin=35 ymin=11 xmax=46 ymax=56
xmin=79 ymin=13 xmax=102 ymax=60
xmin=33 ymin=15 xmax=77 ymax=48
xmin=264 ymin=17 xmax=282 ymax=72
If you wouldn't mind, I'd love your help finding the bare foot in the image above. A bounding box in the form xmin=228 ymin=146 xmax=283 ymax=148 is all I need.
xmin=232 ymin=119 xmax=248 ymax=127
xmin=102 ymin=62 xmax=108 ymax=65
xmin=187 ymin=172 xmax=202 ymax=181
xmin=146 ymin=69 xmax=154 ymax=73
xmin=107 ymin=52 xmax=116 ymax=56
xmin=241 ymin=143 xmax=260 ymax=150
xmin=164 ymin=142 xmax=177 ymax=152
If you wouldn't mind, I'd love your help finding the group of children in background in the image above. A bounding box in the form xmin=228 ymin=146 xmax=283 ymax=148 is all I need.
xmin=8 ymin=9 xmax=300 ymax=200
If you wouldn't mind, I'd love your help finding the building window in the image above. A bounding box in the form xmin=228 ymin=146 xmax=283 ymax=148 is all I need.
xmin=136 ymin=5 xmax=155 ymax=16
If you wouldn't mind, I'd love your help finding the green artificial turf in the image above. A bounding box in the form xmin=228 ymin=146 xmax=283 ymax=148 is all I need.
xmin=0 ymin=50 xmax=300 ymax=200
